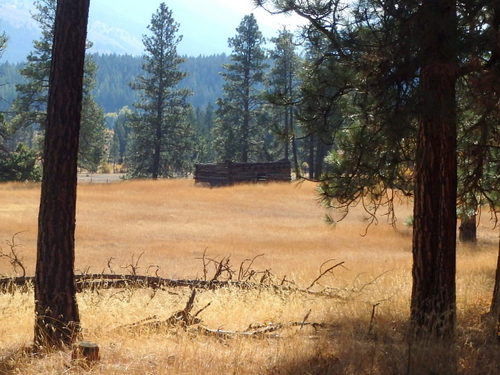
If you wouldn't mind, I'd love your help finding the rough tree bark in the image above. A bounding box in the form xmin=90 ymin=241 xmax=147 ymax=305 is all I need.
xmin=490 ymin=238 xmax=500 ymax=335
xmin=410 ymin=0 xmax=458 ymax=339
xmin=242 ymin=73 xmax=251 ymax=163
xmin=34 ymin=0 xmax=90 ymax=348
xmin=488 ymin=0 xmax=500 ymax=339
xmin=152 ymin=102 xmax=163 ymax=180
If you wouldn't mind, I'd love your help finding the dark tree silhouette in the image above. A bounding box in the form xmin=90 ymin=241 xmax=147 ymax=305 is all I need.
xmin=490 ymin=240 xmax=500 ymax=335
xmin=34 ymin=0 xmax=90 ymax=347
xmin=410 ymin=0 xmax=458 ymax=338
xmin=254 ymin=0 xmax=461 ymax=340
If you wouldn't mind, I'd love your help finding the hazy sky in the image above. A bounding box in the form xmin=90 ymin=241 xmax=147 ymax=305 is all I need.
xmin=88 ymin=0 xmax=306 ymax=56
xmin=0 ymin=0 xmax=306 ymax=61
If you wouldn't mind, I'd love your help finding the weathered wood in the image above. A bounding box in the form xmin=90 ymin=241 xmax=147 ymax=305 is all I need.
xmin=196 ymin=321 xmax=334 ymax=339
xmin=458 ymin=214 xmax=477 ymax=243
xmin=72 ymin=341 xmax=99 ymax=362
xmin=0 ymin=274 xmax=346 ymax=299
xmin=194 ymin=160 xmax=291 ymax=186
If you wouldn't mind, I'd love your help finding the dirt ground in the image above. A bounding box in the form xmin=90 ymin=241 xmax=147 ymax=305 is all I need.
xmin=77 ymin=173 xmax=126 ymax=184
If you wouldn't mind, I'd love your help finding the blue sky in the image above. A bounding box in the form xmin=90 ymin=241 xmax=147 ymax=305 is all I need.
xmin=0 ymin=0 xmax=306 ymax=61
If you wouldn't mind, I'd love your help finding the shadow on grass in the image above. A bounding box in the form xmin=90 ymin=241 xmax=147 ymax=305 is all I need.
xmin=266 ymin=316 xmax=499 ymax=375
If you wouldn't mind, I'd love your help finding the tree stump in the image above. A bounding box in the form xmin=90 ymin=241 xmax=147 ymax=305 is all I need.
xmin=72 ymin=341 xmax=100 ymax=363
xmin=458 ymin=214 xmax=477 ymax=243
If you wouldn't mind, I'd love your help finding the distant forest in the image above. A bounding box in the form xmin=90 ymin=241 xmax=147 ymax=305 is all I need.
xmin=0 ymin=53 xmax=229 ymax=113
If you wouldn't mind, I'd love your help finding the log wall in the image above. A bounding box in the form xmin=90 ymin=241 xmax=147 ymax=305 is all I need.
xmin=194 ymin=160 xmax=291 ymax=186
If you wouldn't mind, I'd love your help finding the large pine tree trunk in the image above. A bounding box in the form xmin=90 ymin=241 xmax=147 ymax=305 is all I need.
xmin=410 ymin=0 xmax=458 ymax=339
xmin=308 ymin=134 xmax=315 ymax=179
xmin=488 ymin=0 xmax=500 ymax=340
xmin=152 ymin=82 xmax=165 ymax=179
xmin=34 ymin=0 xmax=89 ymax=348
xmin=152 ymin=119 xmax=162 ymax=180
xmin=242 ymin=105 xmax=250 ymax=162
xmin=490 ymin=238 xmax=500 ymax=334
xmin=289 ymin=106 xmax=300 ymax=178
xmin=314 ymin=137 xmax=326 ymax=180
xmin=284 ymin=107 xmax=290 ymax=160
xmin=241 ymin=70 xmax=251 ymax=163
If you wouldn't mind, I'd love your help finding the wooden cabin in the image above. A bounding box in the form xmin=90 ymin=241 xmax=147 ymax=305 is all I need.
xmin=194 ymin=160 xmax=291 ymax=186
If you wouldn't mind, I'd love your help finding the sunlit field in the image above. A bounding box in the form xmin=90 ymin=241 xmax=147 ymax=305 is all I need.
xmin=0 ymin=179 xmax=497 ymax=374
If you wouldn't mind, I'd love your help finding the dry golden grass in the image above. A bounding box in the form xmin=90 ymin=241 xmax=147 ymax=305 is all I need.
xmin=0 ymin=179 xmax=497 ymax=374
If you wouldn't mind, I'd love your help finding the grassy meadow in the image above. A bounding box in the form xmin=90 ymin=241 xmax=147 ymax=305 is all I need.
xmin=0 ymin=179 xmax=497 ymax=374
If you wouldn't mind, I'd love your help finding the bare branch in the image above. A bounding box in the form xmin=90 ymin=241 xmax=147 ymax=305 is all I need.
xmin=0 ymin=232 xmax=27 ymax=277
xmin=307 ymin=261 xmax=345 ymax=290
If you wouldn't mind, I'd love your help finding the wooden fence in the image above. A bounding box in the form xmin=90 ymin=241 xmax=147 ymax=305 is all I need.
xmin=194 ymin=160 xmax=291 ymax=186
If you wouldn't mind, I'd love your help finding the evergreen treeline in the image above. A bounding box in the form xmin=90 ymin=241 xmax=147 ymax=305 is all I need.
xmin=91 ymin=53 xmax=141 ymax=113
xmin=1 ymin=53 xmax=229 ymax=113
xmin=180 ymin=54 xmax=229 ymax=109
xmin=0 ymin=62 xmax=23 ymax=111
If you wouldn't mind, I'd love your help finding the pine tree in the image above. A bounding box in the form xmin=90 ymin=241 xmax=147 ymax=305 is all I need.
xmin=213 ymin=14 xmax=268 ymax=162
xmin=79 ymin=58 xmax=107 ymax=172
xmin=0 ymin=32 xmax=5 ymax=48
xmin=0 ymin=32 xmax=41 ymax=181
xmin=257 ymin=0 xmax=498 ymax=343
xmin=10 ymin=0 xmax=54 ymax=135
xmin=267 ymin=28 xmax=302 ymax=170
xmin=128 ymin=2 xmax=192 ymax=179
xmin=10 ymin=0 xmax=106 ymax=171
xmin=0 ymin=31 xmax=7 ymax=147
xmin=190 ymin=105 xmax=215 ymax=163
xmin=255 ymin=0 xmax=459 ymax=341
xmin=108 ymin=106 xmax=132 ymax=167
xmin=35 ymin=0 xmax=89 ymax=347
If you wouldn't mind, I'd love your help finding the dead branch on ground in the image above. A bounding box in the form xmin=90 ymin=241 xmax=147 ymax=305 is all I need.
xmin=114 ymin=289 xmax=205 ymax=331
xmin=114 ymin=290 xmax=336 ymax=340
xmin=196 ymin=320 xmax=337 ymax=339
xmin=307 ymin=260 xmax=345 ymax=290
xmin=0 ymin=232 xmax=27 ymax=278
xmin=0 ymin=251 xmax=390 ymax=303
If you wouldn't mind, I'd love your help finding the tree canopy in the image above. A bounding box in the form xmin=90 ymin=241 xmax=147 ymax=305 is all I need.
xmin=127 ymin=2 xmax=193 ymax=179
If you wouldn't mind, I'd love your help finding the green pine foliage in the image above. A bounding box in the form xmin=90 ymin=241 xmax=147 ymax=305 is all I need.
xmin=0 ymin=32 xmax=5 ymax=55
xmin=297 ymin=33 xmax=356 ymax=181
xmin=0 ymin=62 xmax=23 ymax=112
xmin=213 ymin=14 xmax=269 ymax=163
xmin=90 ymin=53 xmax=229 ymax=113
xmin=190 ymin=103 xmax=216 ymax=163
xmin=0 ymin=143 xmax=40 ymax=182
xmin=0 ymin=54 xmax=229 ymax=114
xmin=0 ymin=30 xmax=40 ymax=182
xmin=7 ymin=0 xmax=107 ymax=173
xmin=92 ymin=54 xmax=142 ymax=114
xmin=266 ymin=28 xmax=302 ymax=170
xmin=9 ymin=0 xmax=55 ymax=134
xmin=106 ymin=106 xmax=133 ymax=166
xmin=180 ymin=54 xmax=229 ymax=109
xmin=75 ymin=56 xmax=108 ymax=173
xmin=127 ymin=2 xmax=194 ymax=179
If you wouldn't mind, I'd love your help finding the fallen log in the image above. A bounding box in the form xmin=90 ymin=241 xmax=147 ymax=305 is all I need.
xmin=195 ymin=321 xmax=337 ymax=339
xmin=0 ymin=274 xmax=346 ymax=299
xmin=113 ymin=289 xmax=205 ymax=332
xmin=110 ymin=290 xmax=337 ymax=340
